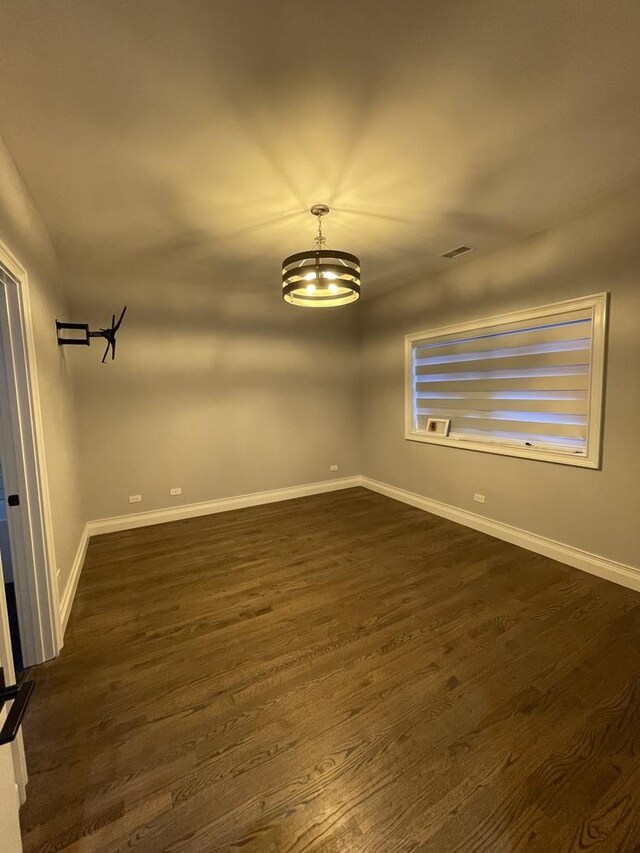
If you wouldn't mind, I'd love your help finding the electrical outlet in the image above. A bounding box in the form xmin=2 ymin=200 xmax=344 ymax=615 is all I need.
xmin=473 ymin=493 xmax=486 ymax=504
xmin=170 ymin=487 xmax=182 ymax=496
xmin=329 ymin=465 xmax=339 ymax=472
xmin=128 ymin=494 xmax=142 ymax=504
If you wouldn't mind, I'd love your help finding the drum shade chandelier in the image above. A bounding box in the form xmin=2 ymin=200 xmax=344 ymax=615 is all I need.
xmin=282 ymin=205 xmax=361 ymax=307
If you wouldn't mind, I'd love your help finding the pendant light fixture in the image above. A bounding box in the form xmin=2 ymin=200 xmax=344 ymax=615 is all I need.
xmin=282 ymin=205 xmax=361 ymax=307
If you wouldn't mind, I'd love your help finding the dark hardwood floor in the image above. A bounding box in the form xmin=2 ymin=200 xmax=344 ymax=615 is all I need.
xmin=19 ymin=487 xmax=640 ymax=852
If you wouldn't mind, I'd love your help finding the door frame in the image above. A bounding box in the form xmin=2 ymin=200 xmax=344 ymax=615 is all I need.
xmin=0 ymin=578 xmax=27 ymax=846
xmin=0 ymin=574 xmax=28 ymax=809
xmin=0 ymin=240 xmax=61 ymax=667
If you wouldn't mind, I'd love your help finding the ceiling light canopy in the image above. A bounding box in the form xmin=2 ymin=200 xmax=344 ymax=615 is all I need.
xmin=282 ymin=205 xmax=361 ymax=307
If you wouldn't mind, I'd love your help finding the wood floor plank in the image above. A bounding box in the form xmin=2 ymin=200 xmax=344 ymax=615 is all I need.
xmin=19 ymin=488 xmax=640 ymax=851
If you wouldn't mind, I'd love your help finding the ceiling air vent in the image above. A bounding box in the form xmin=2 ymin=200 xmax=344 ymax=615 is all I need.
xmin=441 ymin=245 xmax=474 ymax=260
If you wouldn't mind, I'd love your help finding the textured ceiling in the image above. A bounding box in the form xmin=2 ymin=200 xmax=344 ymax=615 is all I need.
xmin=0 ymin=0 xmax=639 ymax=301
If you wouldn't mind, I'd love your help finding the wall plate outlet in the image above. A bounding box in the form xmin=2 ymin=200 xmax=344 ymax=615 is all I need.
xmin=128 ymin=494 xmax=142 ymax=504
xmin=329 ymin=465 xmax=339 ymax=472
xmin=170 ymin=487 xmax=182 ymax=496
xmin=473 ymin=493 xmax=486 ymax=504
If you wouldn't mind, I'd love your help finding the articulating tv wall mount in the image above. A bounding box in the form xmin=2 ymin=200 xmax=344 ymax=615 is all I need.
xmin=56 ymin=307 xmax=127 ymax=363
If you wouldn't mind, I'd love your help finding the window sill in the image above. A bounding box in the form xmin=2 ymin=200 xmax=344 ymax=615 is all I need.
xmin=405 ymin=430 xmax=600 ymax=469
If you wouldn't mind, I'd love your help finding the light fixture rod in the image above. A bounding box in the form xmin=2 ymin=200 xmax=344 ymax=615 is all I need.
xmin=310 ymin=204 xmax=329 ymax=250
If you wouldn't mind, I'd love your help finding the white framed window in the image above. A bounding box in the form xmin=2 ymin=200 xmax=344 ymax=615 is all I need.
xmin=405 ymin=293 xmax=608 ymax=468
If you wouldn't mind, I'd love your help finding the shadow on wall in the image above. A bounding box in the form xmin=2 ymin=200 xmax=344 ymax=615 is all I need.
xmin=59 ymin=284 xmax=360 ymax=387
xmin=363 ymin=186 xmax=640 ymax=335
xmin=358 ymin=189 xmax=640 ymax=568
xmin=60 ymin=277 xmax=362 ymax=520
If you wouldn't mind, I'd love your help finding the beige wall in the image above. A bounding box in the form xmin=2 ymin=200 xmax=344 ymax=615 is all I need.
xmin=66 ymin=276 xmax=360 ymax=521
xmin=360 ymin=191 xmax=640 ymax=567
xmin=0 ymin=135 xmax=86 ymax=597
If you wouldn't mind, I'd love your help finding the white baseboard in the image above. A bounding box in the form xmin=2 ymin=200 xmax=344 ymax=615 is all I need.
xmin=61 ymin=473 xmax=637 ymax=643
xmin=87 ymin=476 xmax=363 ymax=537
xmin=59 ymin=478 xmax=361 ymax=634
xmin=60 ymin=523 xmax=89 ymax=634
xmin=361 ymin=476 xmax=640 ymax=593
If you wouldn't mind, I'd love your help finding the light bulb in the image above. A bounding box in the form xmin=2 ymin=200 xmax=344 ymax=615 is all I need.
xmin=304 ymin=272 xmax=317 ymax=280
xmin=329 ymin=283 xmax=339 ymax=294
xmin=306 ymin=283 xmax=316 ymax=294
xmin=323 ymin=271 xmax=338 ymax=280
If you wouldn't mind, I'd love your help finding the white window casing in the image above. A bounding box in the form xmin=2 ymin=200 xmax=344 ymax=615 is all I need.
xmin=405 ymin=293 xmax=608 ymax=468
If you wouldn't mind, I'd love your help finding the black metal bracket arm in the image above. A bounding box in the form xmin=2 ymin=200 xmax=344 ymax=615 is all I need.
xmin=0 ymin=671 xmax=35 ymax=746
xmin=55 ymin=320 xmax=91 ymax=346
xmin=55 ymin=306 xmax=127 ymax=363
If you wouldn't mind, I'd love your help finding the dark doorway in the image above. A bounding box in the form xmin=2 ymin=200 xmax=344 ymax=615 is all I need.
xmin=0 ymin=463 xmax=23 ymax=673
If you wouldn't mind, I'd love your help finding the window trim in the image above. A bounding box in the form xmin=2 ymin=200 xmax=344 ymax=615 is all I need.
xmin=404 ymin=293 xmax=608 ymax=468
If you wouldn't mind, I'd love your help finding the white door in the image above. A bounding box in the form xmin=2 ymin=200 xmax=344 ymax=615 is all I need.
xmin=0 ymin=565 xmax=23 ymax=852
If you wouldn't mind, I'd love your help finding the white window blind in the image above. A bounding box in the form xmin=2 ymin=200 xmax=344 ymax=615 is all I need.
xmin=405 ymin=294 xmax=607 ymax=467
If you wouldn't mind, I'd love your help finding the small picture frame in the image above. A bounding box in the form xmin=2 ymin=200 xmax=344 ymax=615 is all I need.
xmin=425 ymin=417 xmax=451 ymax=437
